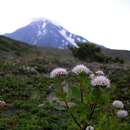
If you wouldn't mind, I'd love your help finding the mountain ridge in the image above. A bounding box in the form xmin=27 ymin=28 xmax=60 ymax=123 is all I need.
xmin=5 ymin=18 xmax=88 ymax=48
xmin=0 ymin=35 xmax=130 ymax=64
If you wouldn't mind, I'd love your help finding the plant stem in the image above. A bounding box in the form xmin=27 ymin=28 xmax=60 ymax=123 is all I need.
xmin=88 ymin=103 xmax=97 ymax=120
xmin=82 ymin=103 xmax=97 ymax=130
xmin=80 ymin=79 xmax=84 ymax=103
xmin=60 ymin=81 xmax=82 ymax=129
xmin=88 ymin=88 xmax=100 ymax=121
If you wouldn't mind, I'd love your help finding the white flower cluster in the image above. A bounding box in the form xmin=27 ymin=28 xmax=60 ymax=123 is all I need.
xmin=95 ymin=70 xmax=104 ymax=76
xmin=0 ymin=100 xmax=6 ymax=108
xmin=72 ymin=64 xmax=91 ymax=75
xmin=116 ymin=110 xmax=128 ymax=119
xmin=112 ymin=100 xmax=128 ymax=119
xmin=112 ymin=100 xmax=124 ymax=109
xmin=91 ymin=75 xmax=110 ymax=88
xmin=86 ymin=125 xmax=94 ymax=130
xmin=50 ymin=68 xmax=68 ymax=78
xmin=89 ymin=73 xmax=95 ymax=80
xmin=50 ymin=66 xmax=110 ymax=89
xmin=50 ymin=64 xmax=91 ymax=78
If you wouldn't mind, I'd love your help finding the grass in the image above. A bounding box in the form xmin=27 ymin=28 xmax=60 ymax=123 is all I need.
xmin=0 ymin=63 xmax=130 ymax=130
xmin=0 ymin=36 xmax=130 ymax=129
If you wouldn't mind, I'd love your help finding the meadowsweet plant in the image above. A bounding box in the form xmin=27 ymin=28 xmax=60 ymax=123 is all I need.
xmin=112 ymin=100 xmax=124 ymax=109
xmin=50 ymin=68 xmax=68 ymax=78
xmin=50 ymin=67 xmax=68 ymax=104
xmin=50 ymin=65 xmax=129 ymax=130
xmin=0 ymin=100 xmax=7 ymax=108
xmin=50 ymin=67 xmax=82 ymax=129
xmin=91 ymin=75 xmax=111 ymax=89
xmin=95 ymin=70 xmax=105 ymax=76
xmin=72 ymin=64 xmax=91 ymax=75
xmin=85 ymin=125 xmax=94 ymax=130
xmin=112 ymin=100 xmax=128 ymax=120
xmin=116 ymin=110 xmax=128 ymax=119
xmin=72 ymin=64 xmax=91 ymax=103
xmin=89 ymin=73 xmax=95 ymax=80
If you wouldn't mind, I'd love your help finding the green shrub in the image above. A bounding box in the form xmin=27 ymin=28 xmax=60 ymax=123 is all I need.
xmin=70 ymin=42 xmax=124 ymax=64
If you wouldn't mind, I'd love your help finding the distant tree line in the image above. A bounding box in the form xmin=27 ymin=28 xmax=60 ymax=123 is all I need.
xmin=69 ymin=42 xmax=124 ymax=64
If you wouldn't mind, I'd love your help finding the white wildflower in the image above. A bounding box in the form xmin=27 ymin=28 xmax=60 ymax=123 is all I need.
xmin=116 ymin=110 xmax=128 ymax=118
xmin=112 ymin=100 xmax=124 ymax=109
xmin=50 ymin=68 xmax=68 ymax=78
xmin=91 ymin=76 xmax=110 ymax=88
xmin=95 ymin=70 xmax=105 ymax=76
xmin=86 ymin=125 xmax=94 ymax=130
xmin=89 ymin=73 xmax=95 ymax=80
xmin=72 ymin=64 xmax=91 ymax=75
xmin=0 ymin=100 xmax=6 ymax=107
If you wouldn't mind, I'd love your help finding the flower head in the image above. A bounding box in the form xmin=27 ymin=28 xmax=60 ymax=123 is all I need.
xmin=86 ymin=126 xmax=94 ymax=130
xmin=50 ymin=68 xmax=68 ymax=78
xmin=0 ymin=100 xmax=6 ymax=108
xmin=72 ymin=64 xmax=91 ymax=75
xmin=95 ymin=70 xmax=105 ymax=76
xmin=116 ymin=110 xmax=128 ymax=118
xmin=91 ymin=76 xmax=110 ymax=88
xmin=112 ymin=100 xmax=124 ymax=109
xmin=89 ymin=73 xmax=95 ymax=80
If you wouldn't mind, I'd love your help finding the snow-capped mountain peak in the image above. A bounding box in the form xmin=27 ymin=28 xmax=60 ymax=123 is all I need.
xmin=5 ymin=18 xmax=88 ymax=48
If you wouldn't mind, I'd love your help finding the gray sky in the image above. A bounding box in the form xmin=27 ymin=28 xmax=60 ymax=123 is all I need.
xmin=0 ymin=0 xmax=130 ymax=50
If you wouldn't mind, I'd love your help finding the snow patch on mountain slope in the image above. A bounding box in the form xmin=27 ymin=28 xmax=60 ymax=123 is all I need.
xmin=36 ymin=21 xmax=47 ymax=37
xmin=42 ymin=22 xmax=47 ymax=29
xmin=59 ymin=29 xmax=78 ymax=47
xmin=82 ymin=39 xmax=87 ymax=42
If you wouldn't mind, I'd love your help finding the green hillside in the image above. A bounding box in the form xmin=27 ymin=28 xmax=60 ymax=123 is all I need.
xmin=103 ymin=48 xmax=130 ymax=63
xmin=0 ymin=36 xmax=130 ymax=130
xmin=0 ymin=36 xmax=35 ymax=59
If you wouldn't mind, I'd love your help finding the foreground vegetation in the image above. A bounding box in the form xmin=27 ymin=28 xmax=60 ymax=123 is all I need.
xmin=0 ymin=36 xmax=130 ymax=129
xmin=70 ymin=43 xmax=124 ymax=64
xmin=0 ymin=62 xmax=130 ymax=130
